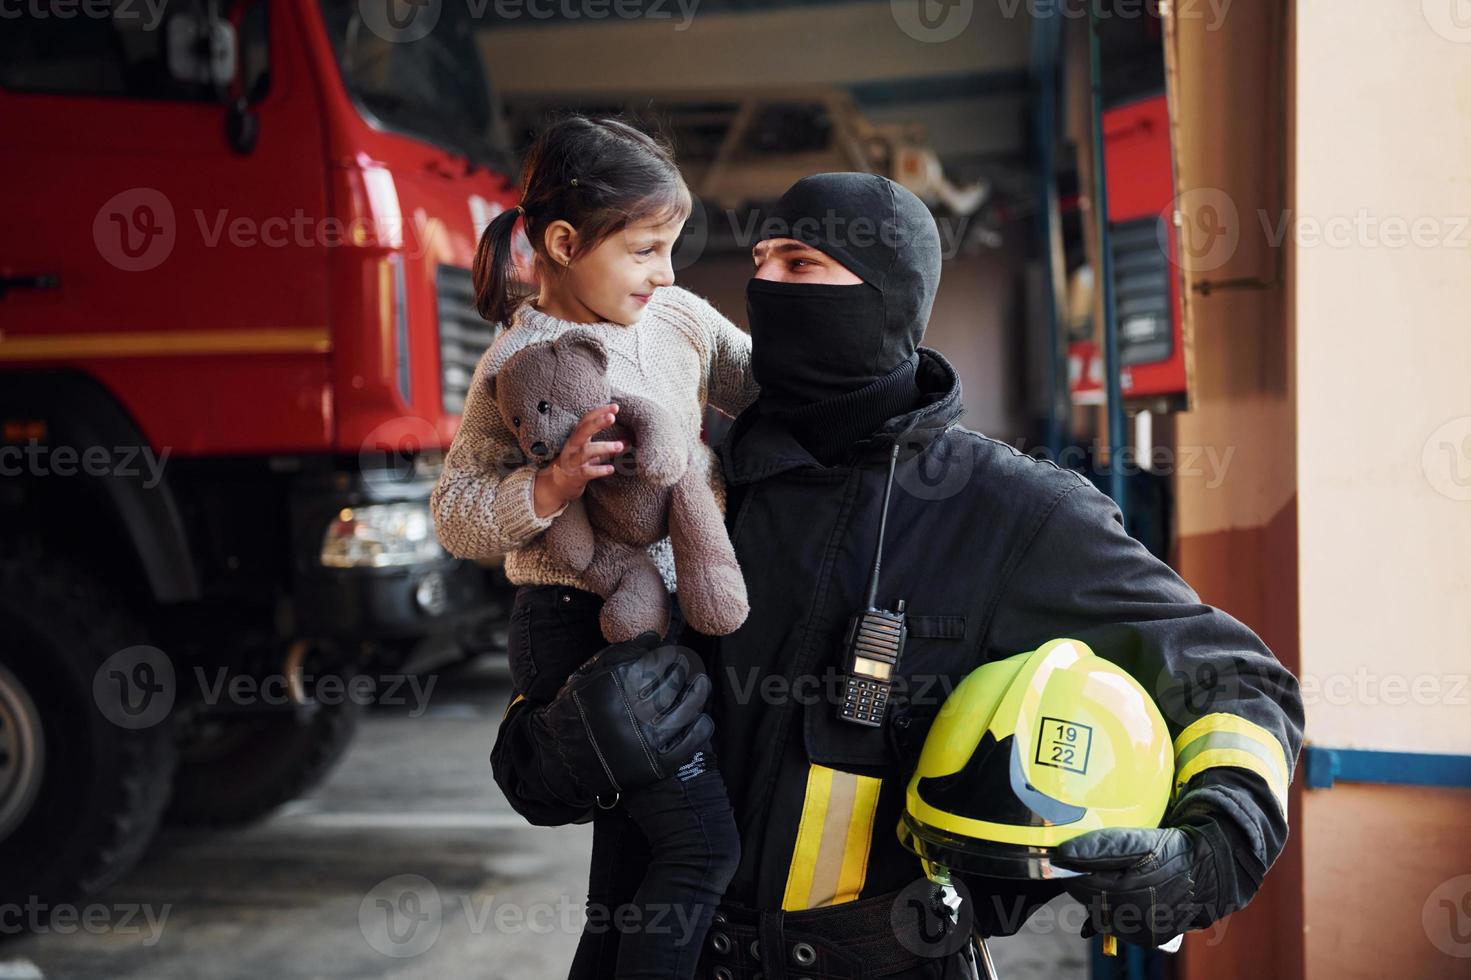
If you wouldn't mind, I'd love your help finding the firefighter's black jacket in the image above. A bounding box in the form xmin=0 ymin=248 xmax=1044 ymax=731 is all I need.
xmin=491 ymin=345 xmax=1305 ymax=933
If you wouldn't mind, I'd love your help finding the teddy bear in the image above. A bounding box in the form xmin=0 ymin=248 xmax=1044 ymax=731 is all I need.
xmin=488 ymin=328 xmax=750 ymax=643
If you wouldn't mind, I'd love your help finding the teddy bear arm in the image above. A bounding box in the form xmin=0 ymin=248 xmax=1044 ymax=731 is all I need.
xmin=542 ymin=496 xmax=596 ymax=573
xmin=615 ymin=391 xmax=688 ymax=487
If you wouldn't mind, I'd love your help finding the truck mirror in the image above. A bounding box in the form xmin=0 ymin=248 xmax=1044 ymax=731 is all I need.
xmin=165 ymin=12 xmax=239 ymax=90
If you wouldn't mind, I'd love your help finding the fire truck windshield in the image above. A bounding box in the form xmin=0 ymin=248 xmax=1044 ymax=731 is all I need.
xmin=316 ymin=1 xmax=504 ymax=167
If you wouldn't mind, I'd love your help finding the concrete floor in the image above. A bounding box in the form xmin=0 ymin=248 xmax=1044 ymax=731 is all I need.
xmin=0 ymin=655 xmax=1090 ymax=980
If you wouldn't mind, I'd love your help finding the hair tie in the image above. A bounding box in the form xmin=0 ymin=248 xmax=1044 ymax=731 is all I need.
xmin=569 ymin=178 xmax=579 ymax=188
xmin=514 ymin=203 xmax=526 ymax=216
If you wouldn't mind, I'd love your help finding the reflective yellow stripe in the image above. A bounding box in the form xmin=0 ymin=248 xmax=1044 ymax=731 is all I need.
xmin=1174 ymin=712 xmax=1289 ymax=781
xmin=1175 ymin=748 xmax=1288 ymax=816
xmin=834 ymin=775 xmax=882 ymax=904
xmin=1173 ymin=713 xmax=1290 ymax=814
xmin=503 ymin=692 xmax=526 ymax=722
xmin=782 ymin=764 xmax=882 ymax=910
xmin=0 ymin=329 xmax=332 ymax=361
xmin=782 ymin=766 xmax=830 ymax=910
xmin=1174 ymin=713 xmax=1286 ymax=763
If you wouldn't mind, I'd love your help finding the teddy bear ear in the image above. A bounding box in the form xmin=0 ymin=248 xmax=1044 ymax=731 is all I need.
xmin=554 ymin=329 xmax=609 ymax=372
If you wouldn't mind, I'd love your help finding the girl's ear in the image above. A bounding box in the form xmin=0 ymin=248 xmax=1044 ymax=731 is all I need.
xmin=555 ymin=329 xmax=609 ymax=373
xmin=542 ymin=219 xmax=579 ymax=268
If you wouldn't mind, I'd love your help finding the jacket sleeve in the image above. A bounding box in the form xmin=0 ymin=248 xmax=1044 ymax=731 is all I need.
xmin=490 ymin=693 xmax=596 ymax=827
xmin=984 ymin=476 xmax=1305 ymax=908
xmin=430 ymin=346 xmax=570 ymax=559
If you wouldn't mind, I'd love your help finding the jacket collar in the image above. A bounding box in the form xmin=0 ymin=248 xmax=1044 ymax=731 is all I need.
xmin=717 ymin=346 xmax=965 ymax=485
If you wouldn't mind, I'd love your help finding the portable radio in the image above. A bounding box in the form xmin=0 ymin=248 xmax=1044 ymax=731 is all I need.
xmin=838 ymin=443 xmax=907 ymax=728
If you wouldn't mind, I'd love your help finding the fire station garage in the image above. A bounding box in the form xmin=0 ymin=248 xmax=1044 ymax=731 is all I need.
xmin=0 ymin=2 xmax=1466 ymax=979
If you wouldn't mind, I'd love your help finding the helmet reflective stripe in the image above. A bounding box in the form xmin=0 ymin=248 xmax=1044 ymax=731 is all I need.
xmin=1172 ymin=713 xmax=1290 ymax=816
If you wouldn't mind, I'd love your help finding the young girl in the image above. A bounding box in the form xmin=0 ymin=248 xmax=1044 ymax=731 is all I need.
xmin=430 ymin=115 xmax=757 ymax=979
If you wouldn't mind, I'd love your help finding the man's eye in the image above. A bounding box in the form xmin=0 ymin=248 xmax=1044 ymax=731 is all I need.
xmin=637 ymin=247 xmax=656 ymax=257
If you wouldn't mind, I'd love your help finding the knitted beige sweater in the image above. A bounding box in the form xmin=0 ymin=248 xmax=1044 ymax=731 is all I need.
xmin=430 ymin=285 xmax=758 ymax=595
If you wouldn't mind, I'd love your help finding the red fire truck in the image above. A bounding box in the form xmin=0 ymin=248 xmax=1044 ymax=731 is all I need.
xmin=0 ymin=1 xmax=516 ymax=907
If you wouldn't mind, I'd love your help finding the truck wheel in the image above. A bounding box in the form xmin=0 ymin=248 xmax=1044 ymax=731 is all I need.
xmin=0 ymin=556 xmax=177 ymax=909
xmin=165 ymin=696 xmax=362 ymax=827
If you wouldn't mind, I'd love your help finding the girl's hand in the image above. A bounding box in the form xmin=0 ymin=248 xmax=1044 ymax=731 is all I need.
xmin=532 ymin=404 xmax=624 ymax=517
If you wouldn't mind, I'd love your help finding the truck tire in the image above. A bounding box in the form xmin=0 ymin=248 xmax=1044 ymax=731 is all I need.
xmin=165 ymin=696 xmax=362 ymax=827
xmin=0 ymin=555 xmax=177 ymax=910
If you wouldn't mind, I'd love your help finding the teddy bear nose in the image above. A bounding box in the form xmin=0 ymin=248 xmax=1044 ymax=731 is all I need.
xmin=530 ymin=441 xmax=549 ymax=458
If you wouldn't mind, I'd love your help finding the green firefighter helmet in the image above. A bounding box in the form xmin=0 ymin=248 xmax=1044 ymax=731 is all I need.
xmin=898 ymin=638 xmax=1172 ymax=880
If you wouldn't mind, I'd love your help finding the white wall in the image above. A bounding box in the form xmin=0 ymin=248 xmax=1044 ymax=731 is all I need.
xmin=1294 ymin=0 xmax=1471 ymax=755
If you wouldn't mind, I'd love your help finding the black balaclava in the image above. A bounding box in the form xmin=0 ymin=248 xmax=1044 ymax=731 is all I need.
xmin=746 ymin=173 xmax=942 ymax=463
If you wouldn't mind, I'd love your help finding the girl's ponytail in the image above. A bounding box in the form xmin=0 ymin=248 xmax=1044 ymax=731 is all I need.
xmin=470 ymin=115 xmax=690 ymax=331
xmin=472 ymin=204 xmax=527 ymax=327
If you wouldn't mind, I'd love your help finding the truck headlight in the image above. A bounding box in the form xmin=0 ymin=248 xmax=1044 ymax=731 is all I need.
xmin=320 ymin=503 xmax=445 ymax=568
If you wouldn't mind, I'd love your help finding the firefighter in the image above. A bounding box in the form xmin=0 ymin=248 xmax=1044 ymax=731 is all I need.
xmin=491 ymin=173 xmax=1305 ymax=978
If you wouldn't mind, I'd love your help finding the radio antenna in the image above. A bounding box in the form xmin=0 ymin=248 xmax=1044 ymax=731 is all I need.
xmin=864 ymin=442 xmax=901 ymax=609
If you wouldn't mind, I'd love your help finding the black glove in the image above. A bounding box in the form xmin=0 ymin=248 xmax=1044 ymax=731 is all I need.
xmin=538 ymin=631 xmax=713 ymax=805
xmin=1050 ymin=788 xmax=1244 ymax=948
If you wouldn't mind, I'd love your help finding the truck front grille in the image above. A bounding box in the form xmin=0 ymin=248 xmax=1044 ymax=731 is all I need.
xmin=436 ymin=264 xmax=498 ymax=414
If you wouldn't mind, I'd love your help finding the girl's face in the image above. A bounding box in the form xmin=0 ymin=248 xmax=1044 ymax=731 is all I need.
xmin=539 ymin=214 xmax=685 ymax=326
